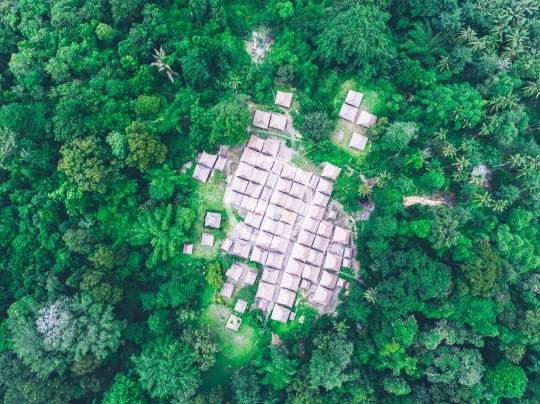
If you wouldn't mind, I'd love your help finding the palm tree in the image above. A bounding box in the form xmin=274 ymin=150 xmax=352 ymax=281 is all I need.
xmin=453 ymin=156 xmax=471 ymax=172
xmin=332 ymin=320 xmax=349 ymax=334
xmin=523 ymin=80 xmax=540 ymax=98
xmin=374 ymin=171 xmax=391 ymax=188
xmin=490 ymin=199 xmax=509 ymax=212
xmin=474 ymin=192 xmax=492 ymax=207
xmin=507 ymin=153 xmax=526 ymax=169
xmin=433 ymin=128 xmax=448 ymax=140
xmin=228 ymin=75 xmax=241 ymax=93
xmin=478 ymin=122 xmax=493 ymax=137
xmin=437 ymin=56 xmax=450 ymax=72
xmin=150 ymin=47 xmax=179 ymax=83
xmin=442 ymin=144 xmax=457 ymax=158
xmin=358 ymin=183 xmax=372 ymax=198
xmin=363 ymin=287 xmax=378 ymax=304
xmin=460 ymin=139 xmax=479 ymax=153
xmin=456 ymin=27 xmax=477 ymax=44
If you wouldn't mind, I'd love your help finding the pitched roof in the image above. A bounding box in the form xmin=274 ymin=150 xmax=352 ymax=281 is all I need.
xmin=344 ymin=247 xmax=353 ymax=259
xmin=270 ymin=191 xmax=288 ymax=207
xmin=284 ymin=196 xmax=301 ymax=213
xmin=244 ymin=270 xmax=257 ymax=286
xmin=226 ymin=190 xmax=243 ymax=207
xmin=276 ymin=177 xmax=292 ymax=193
xmin=294 ymin=168 xmax=312 ymax=186
xmin=260 ymin=186 xmax=274 ymax=201
xmin=276 ymin=288 xmax=296 ymax=307
xmin=280 ymin=209 xmax=298 ymax=225
xmin=339 ymin=103 xmax=359 ymax=122
xmin=248 ymin=134 xmax=265 ymax=151
xmin=275 ymin=91 xmax=293 ymax=108
xmin=235 ymin=222 xmax=252 ymax=241
xmin=220 ymin=283 xmax=234 ymax=298
xmin=226 ymin=314 xmax=242 ymax=330
xmin=349 ymin=132 xmax=369 ymax=151
xmin=265 ymin=252 xmax=285 ymax=269
xmin=240 ymin=195 xmax=258 ymax=211
xmin=255 ymin=231 xmax=273 ymax=248
xmin=323 ymin=253 xmax=342 ymax=272
xmin=258 ymin=298 xmax=270 ymax=312
xmin=285 ymin=258 xmax=304 ymax=276
xmin=252 ymin=110 xmax=271 ymax=129
xmin=290 ymin=243 xmax=309 ymax=262
xmin=317 ymin=221 xmax=334 ymax=238
xmin=192 ymin=164 xmax=212 ymax=183
xmin=326 ymin=209 xmax=337 ymax=220
xmin=214 ymin=156 xmax=227 ymax=171
xmin=231 ymin=240 xmax=252 ymax=259
xmin=250 ymin=166 xmax=269 ymax=184
xmin=357 ymin=110 xmax=378 ymax=127
xmin=306 ymin=249 xmax=324 ymax=266
xmin=265 ymin=172 xmax=279 ymax=188
xmin=265 ymin=204 xmax=283 ymax=221
xmin=280 ymin=272 xmax=300 ymax=291
xmin=201 ymin=233 xmax=215 ymax=246
xmin=198 ymin=151 xmax=218 ymax=168
xmin=280 ymin=164 xmax=297 ymax=180
xmin=342 ymin=258 xmax=352 ymax=268
xmin=300 ymin=279 xmax=311 ymax=290
xmin=270 ymin=235 xmax=290 ymax=253
xmin=297 ymin=229 xmax=315 ymax=247
xmin=245 ymin=211 xmax=263 ymax=229
xmin=307 ymin=204 xmax=325 ymax=221
xmin=289 ymin=182 xmax=307 ymax=199
xmin=271 ymin=160 xmax=284 ymax=175
xmin=275 ymin=221 xmax=293 ymax=239
xmin=240 ymin=148 xmax=261 ymax=165
xmin=261 ymin=217 xmax=278 ymax=233
xmin=236 ymin=162 xmax=254 ymax=180
xmin=302 ymin=264 xmax=320 ymax=282
xmin=316 ymin=178 xmax=334 ymax=196
xmin=333 ymin=226 xmax=352 ymax=245
xmin=262 ymin=138 xmax=280 ymax=157
xmin=319 ymin=270 xmax=338 ymax=289
xmin=345 ymin=90 xmax=364 ymax=107
xmin=205 ymin=212 xmax=222 ymax=229
xmin=250 ymin=246 xmax=268 ymax=264
xmin=312 ymin=235 xmax=330 ymax=252
xmin=302 ymin=217 xmax=321 ymax=233
xmin=226 ymin=263 xmax=244 ymax=281
xmin=255 ymin=154 xmax=275 ymax=171
xmin=271 ymin=304 xmax=291 ymax=323
xmin=245 ymin=182 xmax=263 ymax=198
xmin=183 ymin=243 xmax=193 ymax=254
xmin=262 ymin=267 xmax=280 ymax=284
xmin=231 ymin=177 xmax=248 ymax=193
xmin=255 ymin=200 xmax=269 ymax=216
xmin=269 ymin=113 xmax=287 ymax=131
xmin=312 ymin=285 xmax=332 ymax=305
xmin=256 ymin=282 xmax=276 ymax=300
xmin=234 ymin=299 xmax=248 ymax=314
xmin=312 ymin=192 xmax=330 ymax=207
xmin=321 ymin=163 xmax=342 ymax=181
xmin=309 ymin=175 xmax=320 ymax=189
xmin=222 ymin=238 xmax=233 ymax=252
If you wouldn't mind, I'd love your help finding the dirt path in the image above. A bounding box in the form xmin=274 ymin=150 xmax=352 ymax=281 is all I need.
xmin=403 ymin=196 xmax=454 ymax=207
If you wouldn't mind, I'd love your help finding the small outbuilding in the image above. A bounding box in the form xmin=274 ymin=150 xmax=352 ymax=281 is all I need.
xmin=357 ymin=111 xmax=378 ymax=127
xmin=205 ymin=212 xmax=222 ymax=229
xmin=277 ymin=288 xmax=296 ymax=307
xmin=275 ymin=91 xmax=293 ymax=108
xmin=349 ymin=132 xmax=369 ymax=151
xmin=226 ymin=263 xmax=244 ymax=281
xmin=234 ymin=299 xmax=248 ymax=314
xmin=319 ymin=270 xmax=338 ymax=289
xmin=198 ymin=151 xmax=218 ymax=168
xmin=256 ymin=282 xmax=276 ymax=301
xmin=339 ymin=103 xmax=359 ymax=122
xmin=321 ymin=163 xmax=342 ymax=181
xmin=333 ymin=227 xmax=352 ymax=245
xmin=323 ymin=253 xmax=343 ymax=272
xmin=316 ymin=178 xmax=334 ymax=196
xmin=214 ymin=156 xmax=227 ymax=171
xmin=269 ymin=113 xmax=287 ymax=131
xmin=244 ymin=270 xmax=257 ymax=286
xmin=248 ymin=134 xmax=265 ymax=151
xmin=344 ymin=90 xmax=364 ymax=108
xmin=231 ymin=240 xmax=252 ymax=259
xmin=221 ymin=238 xmax=233 ymax=252
xmin=201 ymin=233 xmax=215 ymax=247
xmin=192 ymin=164 xmax=212 ymax=183
xmin=312 ymin=285 xmax=332 ymax=305
xmin=262 ymin=138 xmax=280 ymax=157
xmin=253 ymin=110 xmax=271 ymax=129
xmin=271 ymin=304 xmax=291 ymax=324
xmin=220 ymin=283 xmax=234 ymax=298
xmin=226 ymin=314 xmax=242 ymax=331
xmin=183 ymin=243 xmax=193 ymax=254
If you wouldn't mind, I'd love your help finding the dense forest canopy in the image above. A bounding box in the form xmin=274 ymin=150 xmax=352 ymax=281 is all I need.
xmin=0 ymin=0 xmax=539 ymax=402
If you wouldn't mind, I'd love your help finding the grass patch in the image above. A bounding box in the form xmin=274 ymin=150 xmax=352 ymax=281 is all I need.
xmin=197 ymin=283 xmax=264 ymax=391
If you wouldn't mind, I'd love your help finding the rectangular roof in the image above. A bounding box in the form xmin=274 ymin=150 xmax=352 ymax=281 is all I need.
xmin=198 ymin=151 xmax=218 ymax=168
xmin=192 ymin=164 xmax=211 ymax=183
xmin=262 ymin=138 xmax=280 ymax=157
xmin=339 ymin=103 xmax=358 ymax=122
xmin=275 ymin=91 xmax=293 ymax=108
xmin=252 ymin=110 xmax=271 ymax=129
xmin=345 ymin=90 xmax=364 ymax=107
xmin=245 ymin=182 xmax=263 ymax=198
xmin=248 ymin=134 xmax=265 ymax=151
xmin=269 ymin=113 xmax=287 ymax=131
xmin=357 ymin=110 xmax=378 ymax=127
xmin=349 ymin=132 xmax=369 ymax=151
